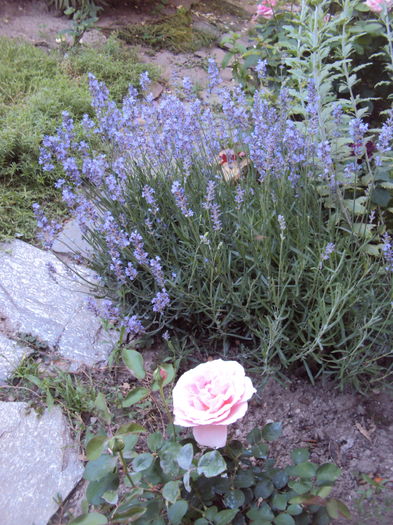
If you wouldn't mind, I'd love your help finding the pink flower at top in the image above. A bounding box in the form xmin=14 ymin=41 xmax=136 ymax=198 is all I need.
xmin=257 ymin=0 xmax=278 ymax=19
xmin=172 ymin=359 xmax=256 ymax=448
xmin=365 ymin=0 xmax=393 ymax=12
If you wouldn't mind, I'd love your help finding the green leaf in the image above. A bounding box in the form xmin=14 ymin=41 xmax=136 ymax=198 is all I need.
xmin=291 ymin=448 xmax=310 ymax=465
xmin=234 ymin=469 xmax=255 ymax=488
xmin=286 ymin=504 xmax=303 ymax=516
xmin=247 ymin=428 xmax=263 ymax=444
xmin=271 ymin=469 xmax=289 ymax=489
xmin=362 ymin=243 xmax=384 ymax=256
xmin=122 ymin=387 xmax=149 ymax=407
xmin=177 ymin=443 xmax=194 ymax=470
xmin=316 ymin=485 xmax=333 ymax=498
xmin=112 ymin=506 xmax=147 ymax=521
xmin=228 ymin=440 xmax=243 ymax=457
xmin=343 ymin=197 xmax=368 ymax=215
xmin=160 ymin=441 xmax=182 ymax=477
xmin=147 ymin=431 xmax=164 ymax=452
xmin=255 ymin=479 xmax=274 ymax=498
xmin=86 ymin=435 xmax=107 ymax=461
xmin=287 ymin=480 xmax=312 ymax=495
xmin=116 ymin=423 xmax=145 ymax=436
xmin=351 ymin=223 xmax=375 ymax=239
xmin=122 ymin=434 xmax=139 ymax=458
xmin=86 ymin=472 xmax=119 ymax=506
xmin=195 ymin=519 xmax=209 ymax=525
xmin=252 ymin=443 xmax=269 ymax=458
xmin=95 ymin=393 xmax=111 ymax=424
xmin=183 ymin=470 xmax=191 ymax=492
xmin=69 ymin=513 xmax=108 ymax=525
xmin=167 ymin=500 xmax=188 ymax=524
xmin=246 ymin=503 xmax=274 ymax=521
xmin=273 ymin=513 xmax=295 ymax=525
xmin=223 ymin=489 xmax=245 ymax=509
xmin=261 ymin=422 xmax=282 ymax=442
xmin=132 ymin=453 xmax=154 ymax=472
xmin=371 ymin=187 xmax=392 ymax=207
xmin=271 ymin=493 xmax=288 ymax=511
xmin=122 ymin=349 xmax=145 ymax=380
xmin=243 ymin=53 xmax=261 ymax=69
xmin=326 ymin=498 xmax=351 ymax=519
xmin=162 ymin=480 xmax=180 ymax=504
xmin=291 ymin=462 xmax=317 ymax=480
xmin=214 ymin=509 xmax=238 ymax=524
xmin=197 ymin=450 xmax=226 ymax=478
xmin=316 ymin=464 xmax=341 ymax=484
xmin=83 ymin=455 xmax=117 ymax=482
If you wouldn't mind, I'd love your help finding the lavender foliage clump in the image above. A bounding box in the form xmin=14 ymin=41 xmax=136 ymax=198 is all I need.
xmin=35 ymin=73 xmax=393 ymax=377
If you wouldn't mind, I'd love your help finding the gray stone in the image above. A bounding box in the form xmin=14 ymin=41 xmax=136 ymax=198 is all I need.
xmin=0 ymin=402 xmax=83 ymax=525
xmin=0 ymin=334 xmax=32 ymax=383
xmin=0 ymin=240 xmax=114 ymax=369
xmin=192 ymin=20 xmax=221 ymax=39
xmin=51 ymin=218 xmax=91 ymax=256
xmin=80 ymin=29 xmax=107 ymax=47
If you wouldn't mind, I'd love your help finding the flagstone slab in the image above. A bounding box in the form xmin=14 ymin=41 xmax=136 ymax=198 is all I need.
xmin=0 ymin=240 xmax=113 ymax=370
xmin=51 ymin=218 xmax=92 ymax=256
xmin=0 ymin=333 xmax=32 ymax=383
xmin=0 ymin=402 xmax=84 ymax=525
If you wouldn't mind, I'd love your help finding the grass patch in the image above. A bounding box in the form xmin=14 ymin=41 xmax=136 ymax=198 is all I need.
xmin=0 ymin=35 xmax=159 ymax=241
xmin=118 ymin=7 xmax=216 ymax=53
xmin=195 ymin=0 xmax=249 ymax=19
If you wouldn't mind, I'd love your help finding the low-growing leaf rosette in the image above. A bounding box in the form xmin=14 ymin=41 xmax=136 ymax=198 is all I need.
xmin=172 ymin=359 xmax=256 ymax=448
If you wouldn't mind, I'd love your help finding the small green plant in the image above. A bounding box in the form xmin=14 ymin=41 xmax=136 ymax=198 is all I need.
xmin=69 ymin=354 xmax=350 ymax=524
xmin=11 ymin=356 xmax=99 ymax=425
xmin=354 ymin=475 xmax=393 ymax=525
xmin=60 ymin=3 xmax=102 ymax=47
xmin=46 ymin=0 xmax=107 ymax=11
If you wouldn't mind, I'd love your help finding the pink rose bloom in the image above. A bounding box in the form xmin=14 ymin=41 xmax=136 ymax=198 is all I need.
xmin=365 ymin=0 xmax=393 ymax=12
xmin=172 ymin=359 xmax=256 ymax=448
xmin=257 ymin=0 xmax=278 ymax=19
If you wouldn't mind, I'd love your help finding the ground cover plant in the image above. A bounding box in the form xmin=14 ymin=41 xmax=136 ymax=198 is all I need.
xmin=38 ymin=59 xmax=393 ymax=389
xmin=118 ymin=7 xmax=217 ymax=53
xmin=0 ymin=35 xmax=158 ymax=241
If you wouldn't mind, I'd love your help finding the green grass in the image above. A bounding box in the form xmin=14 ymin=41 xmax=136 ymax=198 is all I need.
xmin=118 ymin=8 xmax=216 ymax=53
xmin=0 ymin=35 xmax=159 ymax=242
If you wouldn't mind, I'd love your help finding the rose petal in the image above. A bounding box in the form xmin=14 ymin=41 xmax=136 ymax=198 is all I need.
xmin=193 ymin=425 xmax=228 ymax=448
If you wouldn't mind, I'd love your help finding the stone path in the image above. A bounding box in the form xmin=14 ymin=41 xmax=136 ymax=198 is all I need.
xmin=0 ymin=239 xmax=114 ymax=524
xmin=0 ymin=402 xmax=83 ymax=525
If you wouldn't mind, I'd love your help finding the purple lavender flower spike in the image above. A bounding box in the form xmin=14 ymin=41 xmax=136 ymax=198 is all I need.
xmin=319 ymin=242 xmax=336 ymax=269
xmin=207 ymin=58 xmax=221 ymax=92
xmin=123 ymin=315 xmax=145 ymax=337
xmin=152 ymin=289 xmax=170 ymax=313
xmin=171 ymin=181 xmax=194 ymax=217
xmin=382 ymin=233 xmax=393 ymax=273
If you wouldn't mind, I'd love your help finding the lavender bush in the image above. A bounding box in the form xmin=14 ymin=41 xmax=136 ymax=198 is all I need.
xmin=38 ymin=70 xmax=393 ymax=388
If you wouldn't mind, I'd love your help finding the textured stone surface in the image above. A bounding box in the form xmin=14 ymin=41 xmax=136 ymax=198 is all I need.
xmin=0 ymin=402 xmax=83 ymax=525
xmin=0 ymin=334 xmax=31 ymax=383
xmin=0 ymin=240 xmax=113 ymax=369
xmin=51 ymin=218 xmax=91 ymax=256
